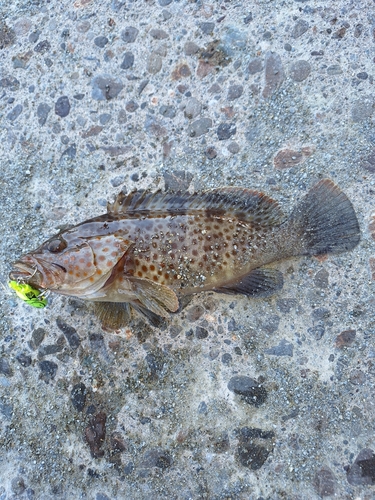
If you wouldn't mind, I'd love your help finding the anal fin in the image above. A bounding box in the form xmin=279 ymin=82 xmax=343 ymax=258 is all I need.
xmin=93 ymin=302 xmax=131 ymax=331
xmin=214 ymin=268 xmax=283 ymax=298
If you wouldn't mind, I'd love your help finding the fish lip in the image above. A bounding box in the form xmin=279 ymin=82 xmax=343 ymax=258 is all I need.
xmin=9 ymin=258 xmax=38 ymax=281
xmin=9 ymin=255 xmax=58 ymax=288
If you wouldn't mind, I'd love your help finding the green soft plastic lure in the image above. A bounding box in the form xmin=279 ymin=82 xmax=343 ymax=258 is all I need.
xmin=8 ymin=281 xmax=48 ymax=308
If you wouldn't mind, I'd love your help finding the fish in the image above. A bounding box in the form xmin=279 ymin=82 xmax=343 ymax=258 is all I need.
xmin=9 ymin=179 xmax=360 ymax=330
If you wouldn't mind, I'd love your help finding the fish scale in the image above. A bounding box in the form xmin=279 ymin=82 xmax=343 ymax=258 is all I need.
xmin=10 ymin=180 xmax=360 ymax=330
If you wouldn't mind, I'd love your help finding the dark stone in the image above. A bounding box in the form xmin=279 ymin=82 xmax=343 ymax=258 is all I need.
xmin=212 ymin=432 xmax=230 ymax=453
xmin=7 ymin=104 xmax=23 ymax=121
xmin=262 ymin=315 xmax=280 ymax=333
xmin=311 ymin=307 xmax=330 ymax=321
xmin=149 ymin=28 xmax=168 ymax=39
xmin=73 ymin=93 xmax=85 ymax=100
xmin=120 ymin=51 xmax=134 ymax=69
xmin=314 ymin=268 xmax=329 ymax=288
xmin=184 ymin=97 xmax=201 ymax=119
xmin=0 ymin=23 xmax=16 ymax=49
xmin=205 ymin=146 xmax=217 ymax=159
xmin=198 ymin=401 xmax=208 ymax=414
xmin=144 ymin=115 xmax=167 ymax=137
xmin=276 ymin=298 xmax=297 ymax=313
xmin=311 ymin=49 xmax=324 ymax=56
xmin=236 ymin=427 xmax=275 ymax=470
xmin=228 ymin=376 xmax=267 ymax=407
xmin=38 ymin=343 xmax=63 ymax=356
xmin=140 ymin=417 xmax=151 ymax=424
xmin=264 ymin=339 xmax=293 ymax=357
xmin=284 ymin=43 xmax=292 ymax=51
xmin=123 ymin=462 xmax=134 ymax=475
xmin=111 ymin=432 xmax=127 ymax=452
xmin=0 ymin=76 xmax=20 ymax=91
xmin=263 ymin=52 xmax=285 ymax=98
xmin=126 ymin=100 xmax=139 ymax=112
xmin=99 ymin=113 xmax=111 ymax=125
xmin=186 ymin=305 xmax=204 ymax=322
xmin=121 ymin=26 xmax=139 ymax=43
xmin=34 ymin=40 xmax=51 ymax=54
xmin=200 ymin=22 xmax=215 ymax=35
xmin=96 ymin=494 xmax=110 ymax=500
xmin=351 ymin=98 xmax=374 ymax=122
xmin=221 ymin=353 xmax=232 ymax=365
xmin=0 ymin=402 xmax=13 ymax=419
xmin=159 ymin=105 xmax=176 ymax=118
xmin=357 ymin=72 xmax=368 ymax=80
xmin=145 ymin=351 xmax=165 ymax=378
xmin=94 ymin=36 xmax=108 ymax=48
xmin=307 ymin=325 xmax=325 ymax=340
xmin=248 ymin=58 xmax=263 ymax=74
xmin=244 ymin=13 xmax=253 ymax=24
xmin=16 ymin=352 xmax=32 ymax=367
xmin=11 ymin=477 xmax=26 ymax=495
xmin=188 ymin=117 xmax=212 ymax=137
xmin=347 ymin=448 xmax=375 ymax=485
xmin=195 ymin=327 xmax=209 ymax=339
xmin=55 ymin=96 xmax=70 ymax=118
xmin=138 ymin=79 xmax=149 ymax=95
xmin=0 ymin=358 xmax=13 ymax=377
xmin=227 ymin=84 xmax=243 ymax=100
xmin=291 ymin=19 xmax=309 ymax=38
xmin=163 ymin=170 xmax=193 ymax=190
xmin=91 ymin=74 xmax=124 ymax=101
xmin=29 ymin=328 xmax=46 ymax=350
xmin=71 ymin=382 xmax=86 ymax=412
xmin=327 ymin=64 xmax=342 ymax=75
xmin=39 ymin=360 xmax=58 ymax=382
xmin=56 ymin=317 xmax=81 ymax=349
xmin=354 ymin=24 xmax=363 ymax=38
xmin=142 ymin=448 xmax=172 ymax=469
xmin=350 ymin=369 xmax=366 ymax=385
xmin=85 ymin=412 xmax=107 ymax=458
xmin=290 ymin=60 xmax=311 ymax=81
xmin=184 ymin=41 xmax=199 ymax=56
xmin=217 ymin=122 xmax=236 ymax=140
xmin=61 ymin=144 xmax=77 ymax=159
xmin=335 ymin=329 xmax=356 ymax=348
xmin=313 ymin=467 xmax=336 ymax=496
xmin=29 ymin=30 xmax=40 ymax=43
xmin=44 ymin=57 xmax=53 ymax=68
xmin=159 ymin=0 xmax=172 ymax=4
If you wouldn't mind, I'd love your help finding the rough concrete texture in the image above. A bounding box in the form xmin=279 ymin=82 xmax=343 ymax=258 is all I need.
xmin=1 ymin=0 xmax=375 ymax=498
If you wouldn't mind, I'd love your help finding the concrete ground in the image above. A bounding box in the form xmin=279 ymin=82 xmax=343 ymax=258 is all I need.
xmin=1 ymin=0 xmax=375 ymax=498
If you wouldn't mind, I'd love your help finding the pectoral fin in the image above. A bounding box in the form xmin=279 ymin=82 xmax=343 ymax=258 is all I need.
xmin=92 ymin=302 xmax=131 ymax=331
xmin=130 ymin=277 xmax=179 ymax=318
xmin=214 ymin=268 xmax=283 ymax=298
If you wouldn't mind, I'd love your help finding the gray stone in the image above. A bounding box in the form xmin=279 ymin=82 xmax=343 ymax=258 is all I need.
xmin=327 ymin=64 xmax=342 ymax=75
xmin=228 ymin=376 xmax=267 ymax=407
xmin=147 ymin=53 xmax=162 ymax=74
xmin=34 ymin=40 xmax=51 ymax=53
xmin=71 ymin=383 xmax=87 ymax=412
xmin=118 ymin=109 xmax=127 ymax=124
xmin=217 ymin=122 xmax=236 ymax=140
xmin=263 ymin=52 xmax=285 ymax=98
xmin=158 ymin=0 xmax=172 ymax=5
xmin=29 ymin=30 xmax=40 ymax=43
xmin=188 ymin=118 xmax=212 ymax=137
xmin=184 ymin=41 xmax=199 ymax=55
xmin=227 ymin=142 xmax=240 ymax=154
xmin=0 ymin=76 xmax=20 ymax=91
xmin=227 ymin=84 xmax=243 ymax=100
xmin=347 ymin=448 xmax=375 ymax=485
xmin=91 ymin=74 xmax=124 ymax=100
xmin=264 ymin=339 xmax=293 ymax=357
xmin=121 ymin=26 xmax=138 ymax=43
xmin=61 ymin=144 xmax=76 ymax=158
xmin=290 ymin=60 xmax=311 ymax=81
xmin=291 ymin=19 xmax=309 ymax=38
xmin=149 ymin=28 xmax=168 ymax=40
xmin=351 ymin=98 xmax=374 ymax=122
xmin=126 ymin=100 xmax=139 ymax=112
xmin=248 ymin=58 xmax=263 ymax=74
xmin=7 ymin=104 xmax=23 ymax=121
xmin=221 ymin=27 xmax=247 ymax=56
xmin=159 ymin=105 xmax=176 ymax=118
xmin=120 ymin=51 xmax=134 ymax=69
xmin=162 ymin=10 xmax=172 ymax=21
xmin=200 ymin=22 xmax=215 ymax=35
xmin=221 ymin=353 xmax=232 ymax=365
xmin=314 ymin=268 xmax=329 ymax=288
xmin=29 ymin=328 xmax=46 ymax=350
xmin=141 ymin=448 xmax=172 ymax=469
xmin=110 ymin=176 xmax=125 ymax=187
xmin=313 ymin=467 xmax=336 ymax=497
xmin=184 ymin=97 xmax=201 ymax=119
xmin=76 ymin=21 xmax=91 ymax=33
xmin=195 ymin=327 xmax=208 ymax=339
xmin=0 ymin=22 xmax=15 ymax=49
xmin=0 ymin=358 xmax=13 ymax=377
xmin=16 ymin=352 xmax=32 ymax=367
xmin=55 ymin=96 xmax=70 ymax=118
xmin=56 ymin=317 xmax=80 ymax=349
xmin=39 ymin=360 xmax=58 ymax=382
xmin=94 ymin=35 xmax=108 ymax=48
xmin=99 ymin=113 xmax=112 ymax=125
xmin=163 ymin=170 xmax=193 ymax=190
xmin=11 ymin=477 xmax=26 ymax=495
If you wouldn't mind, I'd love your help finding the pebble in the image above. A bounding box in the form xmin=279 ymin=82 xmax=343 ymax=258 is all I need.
xmin=163 ymin=169 xmax=192 ymax=190
xmin=236 ymin=427 xmax=275 ymax=470
xmin=264 ymin=339 xmax=293 ymax=357
xmin=147 ymin=53 xmax=162 ymax=74
xmin=158 ymin=0 xmax=172 ymax=5
xmin=351 ymin=98 xmax=374 ymax=122
xmin=76 ymin=21 xmax=91 ymax=33
xmin=0 ymin=22 xmax=16 ymax=49
xmin=308 ymin=325 xmax=325 ymax=340
xmin=247 ymin=58 xmax=263 ymax=74
xmin=217 ymin=122 xmax=236 ymax=140
xmin=227 ymin=376 xmax=267 ymax=407
xmin=0 ymin=358 xmax=13 ymax=377
xmin=39 ymin=360 xmax=58 ymax=382
xmin=150 ymin=28 xmax=168 ymax=40
xmin=110 ymin=176 xmax=124 ymax=187
xmin=91 ymin=74 xmax=124 ymax=100
xmin=263 ymin=52 xmax=285 ymax=98
xmin=34 ymin=40 xmax=51 ymax=54
xmin=36 ymin=103 xmax=51 ymax=126
xmin=55 ymin=96 xmax=70 ymax=118
xmin=16 ymin=352 xmax=32 ymax=367
xmin=195 ymin=327 xmax=208 ymax=339
xmin=94 ymin=35 xmax=108 ymax=48
xmin=198 ymin=401 xmax=208 ymax=414
xmin=71 ymin=382 xmax=87 ymax=412
xmin=141 ymin=448 xmax=172 ymax=469
xmin=11 ymin=477 xmax=26 ymax=495
xmin=186 ymin=305 xmax=204 ymax=321
xmin=85 ymin=412 xmax=107 ymax=458
xmin=289 ymin=60 xmax=311 ymax=82
xmin=276 ymin=298 xmax=297 ymax=313
xmin=221 ymin=353 xmax=232 ymax=365
xmin=7 ymin=104 xmax=23 ymax=121
xmin=188 ymin=117 xmax=212 ymax=137
xmin=291 ymin=19 xmax=309 ymax=38
xmin=335 ymin=329 xmax=356 ymax=348
xmin=314 ymin=268 xmax=329 ymax=288
xmin=200 ymin=22 xmax=215 ymax=35
xmin=244 ymin=13 xmax=253 ymax=24
xmin=227 ymin=84 xmax=243 ymax=100
xmin=347 ymin=448 xmax=375 ymax=485
xmin=205 ymin=146 xmax=217 ymax=159
xmin=56 ymin=317 xmax=81 ymax=348
xmin=184 ymin=97 xmax=201 ymax=119
xmin=120 ymin=51 xmax=134 ymax=69
xmin=171 ymin=63 xmax=191 ymax=80
xmin=99 ymin=113 xmax=111 ymax=125
xmin=29 ymin=30 xmax=40 ymax=43
xmin=0 ymin=76 xmax=20 ymax=91
xmin=357 ymin=72 xmax=368 ymax=80
xmin=159 ymin=105 xmax=176 ymax=118
xmin=313 ymin=467 xmax=336 ymax=496
xmin=184 ymin=41 xmax=199 ymax=56
xmin=121 ymin=26 xmax=138 ymax=43
xmin=29 ymin=328 xmax=46 ymax=350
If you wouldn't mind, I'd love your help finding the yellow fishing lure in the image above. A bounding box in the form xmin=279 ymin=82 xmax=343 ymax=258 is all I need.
xmin=8 ymin=281 xmax=48 ymax=308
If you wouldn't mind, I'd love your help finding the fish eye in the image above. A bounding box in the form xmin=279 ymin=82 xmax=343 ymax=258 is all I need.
xmin=47 ymin=239 xmax=67 ymax=253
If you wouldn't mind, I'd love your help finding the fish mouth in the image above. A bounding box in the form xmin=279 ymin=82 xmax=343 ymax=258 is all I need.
xmin=9 ymin=256 xmax=63 ymax=289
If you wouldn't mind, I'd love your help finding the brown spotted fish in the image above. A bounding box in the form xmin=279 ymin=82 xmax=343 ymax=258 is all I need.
xmin=10 ymin=179 xmax=360 ymax=330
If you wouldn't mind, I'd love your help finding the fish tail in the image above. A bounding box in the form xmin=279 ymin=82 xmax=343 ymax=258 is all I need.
xmin=289 ymin=179 xmax=360 ymax=256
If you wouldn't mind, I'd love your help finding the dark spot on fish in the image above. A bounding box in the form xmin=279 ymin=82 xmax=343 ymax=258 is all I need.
xmin=138 ymin=271 xmax=143 ymax=277
xmin=165 ymin=273 xmax=169 ymax=280
xmin=135 ymin=259 xmax=140 ymax=265
xmin=153 ymin=275 xmax=158 ymax=281
xmin=142 ymin=265 xmax=147 ymax=272
xmin=153 ymin=253 xmax=158 ymax=260
xmin=192 ymin=249 xmax=198 ymax=256
xmin=150 ymin=264 xmax=155 ymax=271
xmin=172 ymin=242 xmax=178 ymax=249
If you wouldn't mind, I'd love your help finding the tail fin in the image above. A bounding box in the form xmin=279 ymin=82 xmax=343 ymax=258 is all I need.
xmin=289 ymin=179 xmax=360 ymax=256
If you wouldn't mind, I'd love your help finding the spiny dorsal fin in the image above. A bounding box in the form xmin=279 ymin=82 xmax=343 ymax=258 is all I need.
xmin=107 ymin=188 xmax=285 ymax=226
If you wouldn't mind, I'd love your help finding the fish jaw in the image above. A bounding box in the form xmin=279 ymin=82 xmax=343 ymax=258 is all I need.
xmin=9 ymin=255 xmax=65 ymax=291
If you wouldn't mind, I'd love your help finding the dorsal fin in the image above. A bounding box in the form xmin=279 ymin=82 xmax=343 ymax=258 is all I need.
xmin=107 ymin=188 xmax=285 ymax=226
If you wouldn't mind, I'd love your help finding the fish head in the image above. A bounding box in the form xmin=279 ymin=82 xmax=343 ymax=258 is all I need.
xmin=10 ymin=230 xmax=132 ymax=298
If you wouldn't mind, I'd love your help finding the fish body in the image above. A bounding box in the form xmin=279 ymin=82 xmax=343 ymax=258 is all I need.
xmin=10 ymin=179 xmax=360 ymax=329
